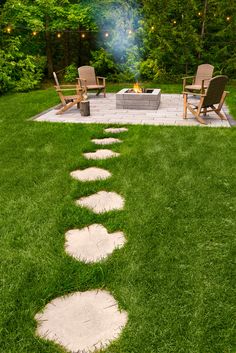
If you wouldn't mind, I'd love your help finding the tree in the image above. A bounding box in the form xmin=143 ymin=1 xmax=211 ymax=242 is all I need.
xmin=141 ymin=0 xmax=236 ymax=77
xmin=0 ymin=0 xmax=97 ymax=76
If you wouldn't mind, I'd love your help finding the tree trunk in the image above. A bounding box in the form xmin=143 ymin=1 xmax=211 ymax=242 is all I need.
xmin=45 ymin=16 xmax=54 ymax=77
xmin=80 ymin=100 xmax=90 ymax=116
xmin=198 ymin=0 xmax=208 ymax=59
xmin=63 ymin=31 xmax=70 ymax=67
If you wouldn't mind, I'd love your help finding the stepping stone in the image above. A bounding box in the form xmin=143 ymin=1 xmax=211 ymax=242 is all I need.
xmin=76 ymin=191 xmax=124 ymax=214
xmin=104 ymin=127 xmax=128 ymax=134
xmin=83 ymin=149 xmax=120 ymax=160
xmin=65 ymin=224 xmax=126 ymax=262
xmin=92 ymin=137 xmax=122 ymax=145
xmin=35 ymin=290 xmax=128 ymax=353
xmin=70 ymin=167 xmax=111 ymax=182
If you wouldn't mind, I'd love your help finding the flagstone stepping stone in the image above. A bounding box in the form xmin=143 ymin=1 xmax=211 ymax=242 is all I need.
xmin=83 ymin=149 xmax=120 ymax=160
xmin=35 ymin=290 xmax=128 ymax=353
xmin=76 ymin=191 xmax=124 ymax=214
xmin=104 ymin=127 xmax=128 ymax=134
xmin=92 ymin=137 xmax=122 ymax=145
xmin=70 ymin=167 xmax=111 ymax=182
xmin=65 ymin=224 xmax=126 ymax=262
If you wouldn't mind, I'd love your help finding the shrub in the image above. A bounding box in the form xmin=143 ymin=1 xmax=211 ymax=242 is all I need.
xmin=139 ymin=58 xmax=163 ymax=81
xmin=64 ymin=63 xmax=78 ymax=83
xmin=0 ymin=37 xmax=46 ymax=94
xmin=89 ymin=48 xmax=118 ymax=77
xmin=14 ymin=56 xmax=46 ymax=92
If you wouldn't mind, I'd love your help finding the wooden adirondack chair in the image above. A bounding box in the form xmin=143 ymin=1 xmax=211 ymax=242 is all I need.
xmin=183 ymin=75 xmax=228 ymax=124
xmin=78 ymin=66 xmax=106 ymax=97
xmin=53 ymin=72 xmax=87 ymax=115
xmin=182 ymin=64 xmax=214 ymax=94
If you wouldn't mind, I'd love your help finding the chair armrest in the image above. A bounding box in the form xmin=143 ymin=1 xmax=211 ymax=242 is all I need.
xmin=182 ymin=76 xmax=196 ymax=90
xmin=54 ymin=86 xmax=77 ymax=91
xmin=182 ymin=75 xmax=195 ymax=80
xmin=77 ymin=77 xmax=87 ymax=82
xmin=54 ymin=84 xmax=78 ymax=88
xmin=77 ymin=79 xmax=87 ymax=96
xmin=96 ymin=76 xmax=106 ymax=85
xmin=182 ymin=91 xmax=206 ymax=97
xmin=77 ymin=78 xmax=87 ymax=84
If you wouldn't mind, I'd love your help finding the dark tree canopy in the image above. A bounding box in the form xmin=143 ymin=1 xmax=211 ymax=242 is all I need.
xmin=0 ymin=0 xmax=235 ymax=92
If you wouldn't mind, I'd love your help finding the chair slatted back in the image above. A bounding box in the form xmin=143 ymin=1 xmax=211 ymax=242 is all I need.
xmin=202 ymin=75 xmax=228 ymax=108
xmin=78 ymin=66 xmax=97 ymax=85
xmin=194 ymin=64 xmax=214 ymax=86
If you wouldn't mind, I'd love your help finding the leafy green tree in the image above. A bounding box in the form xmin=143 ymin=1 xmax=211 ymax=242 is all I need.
xmin=0 ymin=0 xmax=97 ymax=75
xmin=0 ymin=36 xmax=45 ymax=93
xmin=141 ymin=0 xmax=236 ymax=77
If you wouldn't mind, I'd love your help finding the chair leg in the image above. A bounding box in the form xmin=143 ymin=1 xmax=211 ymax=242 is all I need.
xmin=183 ymin=94 xmax=187 ymax=119
xmin=215 ymin=110 xmax=227 ymax=120
xmin=104 ymin=87 xmax=106 ymax=98
xmin=210 ymin=105 xmax=227 ymax=120
xmin=56 ymin=97 xmax=82 ymax=115
xmin=188 ymin=104 xmax=206 ymax=125
xmin=195 ymin=114 xmax=207 ymax=125
xmin=196 ymin=101 xmax=206 ymax=124
xmin=96 ymin=89 xmax=102 ymax=96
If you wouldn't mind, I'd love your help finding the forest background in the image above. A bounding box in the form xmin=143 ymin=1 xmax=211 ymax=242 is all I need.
xmin=0 ymin=0 xmax=235 ymax=93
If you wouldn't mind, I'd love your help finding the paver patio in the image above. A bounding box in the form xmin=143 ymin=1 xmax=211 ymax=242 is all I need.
xmin=34 ymin=93 xmax=230 ymax=127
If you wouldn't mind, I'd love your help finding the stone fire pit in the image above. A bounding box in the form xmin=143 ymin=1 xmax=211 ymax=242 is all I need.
xmin=116 ymin=88 xmax=161 ymax=110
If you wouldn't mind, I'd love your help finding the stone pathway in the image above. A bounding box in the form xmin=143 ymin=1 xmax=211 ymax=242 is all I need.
xmin=65 ymin=224 xmax=125 ymax=262
xmin=36 ymin=127 xmax=128 ymax=352
xmin=83 ymin=149 xmax=120 ymax=160
xmin=92 ymin=137 xmax=122 ymax=145
xmin=104 ymin=127 xmax=129 ymax=133
xmin=35 ymin=290 xmax=128 ymax=353
xmin=70 ymin=167 xmax=111 ymax=182
xmin=76 ymin=191 xmax=125 ymax=214
xmin=33 ymin=94 xmax=231 ymax=127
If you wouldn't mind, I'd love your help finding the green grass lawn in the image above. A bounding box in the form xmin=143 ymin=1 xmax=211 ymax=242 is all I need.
xmin=0 ymin=88 xmax=235 ymax=353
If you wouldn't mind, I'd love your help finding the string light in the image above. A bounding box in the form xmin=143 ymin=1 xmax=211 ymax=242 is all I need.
xmin=32 ymin=31 xmax=37 ymax=36
xmin=226 ymin=16 xmax=231 ymax=21
xmin=198 ymin=12 xmax=202 ymax=16
xmin=81 ymin=33 xmax=86 ymax=38
xmin=105 ymin=32 xmax=109 ymax=37
xmin=151 ymin=26 xmax=155 ymax=30
xmin=57 ymin=33 xmax=61 ymax=38
xmin=128 ymin=30 xmax=132 ymax=35
xmin=173 ymin=20 xmax=177 ymax=25
xmin=6 ymin=27 xmax=11 ymax=33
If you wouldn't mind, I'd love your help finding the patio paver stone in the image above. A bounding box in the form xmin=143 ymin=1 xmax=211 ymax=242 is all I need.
xmin=35 ymin=290 xmax=128 ymax=353
xmin=65 ymin=224 xmax=125 ymax=262
xmin=83 ymin=149 xmax=120 ymax=160
xmin=92 ymin=137 xmax=122 ymax=145
xmin=70 ymin=167 xmax=111 ymax=182
xmin=76 ymin=191 xmax=125 ymax=214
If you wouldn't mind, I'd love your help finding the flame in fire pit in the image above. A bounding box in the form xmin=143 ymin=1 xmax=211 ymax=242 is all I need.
xmin=133 ymin=82 xmax=142 ymax=93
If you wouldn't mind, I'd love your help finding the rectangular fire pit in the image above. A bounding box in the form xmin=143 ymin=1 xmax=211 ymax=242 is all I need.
xmin=116 ymin=88 xmax=161 ymax=110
